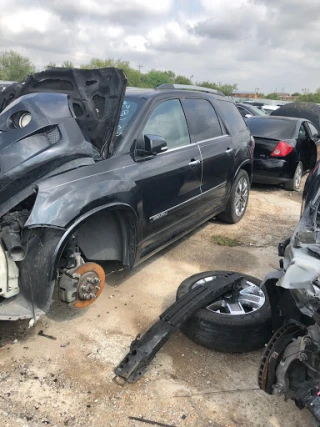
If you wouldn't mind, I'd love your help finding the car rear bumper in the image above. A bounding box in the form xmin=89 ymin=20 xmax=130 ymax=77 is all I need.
xmin=253 ymin=158 xmax=298 ymax=184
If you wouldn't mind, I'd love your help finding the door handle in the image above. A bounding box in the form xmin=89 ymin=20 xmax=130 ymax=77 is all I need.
xmin=225 ymin=148 xmax=233 ymax=153
xmin=189 ymin=159 xmax=201 ymax=167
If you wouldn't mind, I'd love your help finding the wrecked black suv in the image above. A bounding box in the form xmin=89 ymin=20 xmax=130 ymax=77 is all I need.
xmin=0 ymin=68 xmax=253 ymax=322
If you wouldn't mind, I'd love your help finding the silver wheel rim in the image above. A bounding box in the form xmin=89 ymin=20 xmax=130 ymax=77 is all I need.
xmin=192 ymin=276 xmax=265 ymax=315
xmin=295 ymin=164 xmax=302 ymax=190
xmin=234 ymin=177 xmax=248 ymax=217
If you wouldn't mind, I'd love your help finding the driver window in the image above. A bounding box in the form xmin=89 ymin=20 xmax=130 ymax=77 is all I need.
xmin=298 ymin=125 xmax=307 ymax=143
xmin=307 ymin=122 xmax=319 ymax=140
xmin=143 ymin=99 xmax=191 ymax=150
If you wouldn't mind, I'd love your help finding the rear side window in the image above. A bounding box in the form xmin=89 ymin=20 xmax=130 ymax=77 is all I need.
xmin=246 ymin=118 xmax=295 ymax=139
xmin=215 ymin=100 xmax=247 ymax=134
xmin=183 ymin=99 xmax=222 ymax=142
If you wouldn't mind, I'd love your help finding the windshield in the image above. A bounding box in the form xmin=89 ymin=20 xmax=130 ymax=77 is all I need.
xmin=112 ymin=96 xmax=145 ymax=151
xmin=246 ymin=118 xmax=296 ymax=139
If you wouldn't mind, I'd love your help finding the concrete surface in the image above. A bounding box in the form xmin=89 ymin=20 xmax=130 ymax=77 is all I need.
xmin=0 ymin=183 xmax=315 ymax=427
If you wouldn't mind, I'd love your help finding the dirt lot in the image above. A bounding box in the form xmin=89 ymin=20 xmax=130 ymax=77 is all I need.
xmin=0 ymin=183 xmax=315 ymax=427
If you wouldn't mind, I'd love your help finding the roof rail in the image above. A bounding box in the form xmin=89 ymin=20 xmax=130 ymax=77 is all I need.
xmin=156 ymin=83 xmax=225 ymax=97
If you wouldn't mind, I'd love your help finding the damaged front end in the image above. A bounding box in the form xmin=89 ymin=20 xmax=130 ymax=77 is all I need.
xmin=259 ymin=187 xmax=320 ymax=421
xmin=0 ymin=67 xmax=127 ymax=322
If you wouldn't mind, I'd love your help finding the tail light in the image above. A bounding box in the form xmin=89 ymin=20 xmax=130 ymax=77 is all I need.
xmin=270 ymin=141 xmax=293 ymax=157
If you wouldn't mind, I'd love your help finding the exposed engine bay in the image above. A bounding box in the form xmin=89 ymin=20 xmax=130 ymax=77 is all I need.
xmin=0 ymin=67 xmax=127 ymax=322
xmin=258 ymin=186 xmax=320 ymax=422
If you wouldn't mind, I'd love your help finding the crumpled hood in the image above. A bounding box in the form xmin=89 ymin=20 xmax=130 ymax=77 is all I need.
xmin=0 ymin=67 xmax=127 ymax=156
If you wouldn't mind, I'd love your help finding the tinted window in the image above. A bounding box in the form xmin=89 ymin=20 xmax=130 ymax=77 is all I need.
xmin=143 ymin=99 xmax=190 ymax=150
xmin=298 ymin=125 xmax=307 ymax=142
xmin=307 ymin=122 xmax=319 ymax=139
xmin=183 ymin=99 xmax=222 ymax=142
xmin=216 ymin=100 xmax=247 ymax=134
xmin=246 ymin=118 xmax=296 ymax=139
xmin=248 ymin=105 xmax=267 ymax=116
xmin=237 ymin=106 xmax=249 ymax=117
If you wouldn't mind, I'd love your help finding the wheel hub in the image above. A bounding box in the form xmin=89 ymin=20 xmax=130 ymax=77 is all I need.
xmin=73 ymin=262 xmax=105 ymax=308
xmin=258 ymin=323 xmax=306 ymax=394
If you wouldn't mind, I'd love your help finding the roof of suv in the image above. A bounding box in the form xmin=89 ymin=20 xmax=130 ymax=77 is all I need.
xmin=125 ymin=85 xmax=226 ymax=100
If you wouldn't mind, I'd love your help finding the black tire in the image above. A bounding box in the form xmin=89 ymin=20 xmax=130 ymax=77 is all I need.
xmin=19 ymin=228 xmax=64 ymax=312
xmin=217 ymin=170 xmax=250 ymax=224
xmin=284 ymin=161 xmax=303 ymax=191
xmin=176 ymin=270 xmax=272 ymax=353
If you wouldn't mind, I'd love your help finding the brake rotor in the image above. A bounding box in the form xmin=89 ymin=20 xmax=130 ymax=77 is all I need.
xmin=258 ymin=323 xmax=306 ymax=394
xmin=73 ymin=262 xmax=105 ymax=308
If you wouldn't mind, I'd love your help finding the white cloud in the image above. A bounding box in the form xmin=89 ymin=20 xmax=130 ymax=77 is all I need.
xmin=0 ymin=0 xmax=319 ymax=93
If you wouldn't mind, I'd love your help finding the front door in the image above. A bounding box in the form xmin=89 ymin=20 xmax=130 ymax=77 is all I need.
xmin=136 ymin=99 xmax=202 ymax=256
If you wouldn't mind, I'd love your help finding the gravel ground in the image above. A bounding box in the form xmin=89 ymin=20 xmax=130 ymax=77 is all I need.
xmin=0 ymin=182 xmax=314 ymax=427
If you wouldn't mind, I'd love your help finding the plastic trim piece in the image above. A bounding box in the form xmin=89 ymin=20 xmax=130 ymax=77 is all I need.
xmin=114 ymin=272 xmax=244 ymax=383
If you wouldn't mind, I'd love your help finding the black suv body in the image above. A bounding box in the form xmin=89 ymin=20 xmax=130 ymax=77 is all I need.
xmin=0 ymin=69 xmax=253 ymax=321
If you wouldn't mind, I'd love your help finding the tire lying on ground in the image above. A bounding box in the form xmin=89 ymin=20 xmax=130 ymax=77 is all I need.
xmin=176 ymin=270 xmax=272 ymax=353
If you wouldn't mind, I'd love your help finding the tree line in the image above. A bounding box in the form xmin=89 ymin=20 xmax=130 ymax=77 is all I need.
xmin=0 ymin=50 xmax=237 ymax=96
xmin=1 ymin=50 xmax=320 ymax=101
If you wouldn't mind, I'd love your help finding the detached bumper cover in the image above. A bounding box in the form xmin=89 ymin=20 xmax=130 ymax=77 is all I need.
xmin=0 ymin=293 xmax=44 ymax=321
xmin=114 ymin=272 xmax=244 ymax=383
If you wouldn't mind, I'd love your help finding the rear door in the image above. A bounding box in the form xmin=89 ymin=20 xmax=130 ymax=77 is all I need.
xmin=182 ymin=98 xmax=234 ymax=213
xmin=136 ymin=98 xmax=202 ymax=256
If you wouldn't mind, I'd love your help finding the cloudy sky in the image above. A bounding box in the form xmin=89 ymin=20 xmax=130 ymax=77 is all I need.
xmin=1 ymin=0 xmax=319 ymax=93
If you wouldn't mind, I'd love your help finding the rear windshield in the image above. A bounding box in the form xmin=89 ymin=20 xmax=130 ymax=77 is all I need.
xmin=248 ymin=105 xmax=266 ymax=116
xmin=246 ymin=118 xmax=296 ymax=139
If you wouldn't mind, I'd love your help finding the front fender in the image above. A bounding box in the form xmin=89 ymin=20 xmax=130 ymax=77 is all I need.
xmin=25 ymin=176 xmax=138 ymax=228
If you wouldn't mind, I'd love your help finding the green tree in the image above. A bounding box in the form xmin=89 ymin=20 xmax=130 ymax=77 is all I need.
xmin=265 ymin=93 xmax=280 ymax=100
xmin=164 ymin=70 xmax=176 ymax=82
xmin=81 ymin=58 xmax=114 ymax=69
xmin=291 ymin=92 xmax=301 ymax=97
xmin=141 ymin=69 xmax=173 ymax=88
xmin=61 ymin=60 xmax=74 ymax=68
xmin=81 ymin=57 xmax=142 ymax=87
xmin=297 ymin=93 xmax=320 ymax=103
xmin=0 ymin=50 xmax=36 ymax=81
xmin=196 ymin=81 xmax=237 ymax=96
xmin=175 ymin=75 xmax=192 ymax=85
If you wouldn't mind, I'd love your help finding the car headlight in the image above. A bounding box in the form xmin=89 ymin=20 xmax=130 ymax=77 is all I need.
xmin=18 ymin=112 xmax=32 ymax=128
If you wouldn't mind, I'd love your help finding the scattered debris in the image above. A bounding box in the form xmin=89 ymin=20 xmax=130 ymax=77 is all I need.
xmin=38 ymin=331 xmax=57 ymax=341
xmin=115 ymin=273 xmax=243 ymax=383
xmin=128 ymin=416 xmax=176 ymax=427
xmin=174 ymin=387 xmax=261 ymax=398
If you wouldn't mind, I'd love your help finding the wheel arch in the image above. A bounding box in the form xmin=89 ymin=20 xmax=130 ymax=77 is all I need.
xmin=237 ymin=160 xmax=252 ymax=183
xmin=48 ymin=203 xmax=138 ymax=281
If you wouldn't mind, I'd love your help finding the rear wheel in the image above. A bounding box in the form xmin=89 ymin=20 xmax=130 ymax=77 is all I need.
xmin=284 ymin=161 xmax=303 ymax=191
xmin=217 ymin=170 xmax=250 ymax=223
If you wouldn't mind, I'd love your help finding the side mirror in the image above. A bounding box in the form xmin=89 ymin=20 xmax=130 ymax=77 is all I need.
xmin=136 ymin=134 xmax=168 ymax=156
xmin=244 ymin=114 xmax=252 ymax=119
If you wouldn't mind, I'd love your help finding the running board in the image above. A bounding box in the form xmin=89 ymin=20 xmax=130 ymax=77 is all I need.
xmin=114 ymin=272 xmax=243 ymax=383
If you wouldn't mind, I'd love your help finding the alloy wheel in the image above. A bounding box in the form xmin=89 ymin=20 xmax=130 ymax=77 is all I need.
xmin=234 ymin=177 xmax=248 ymax=217
xmin=193 ymin=275 xmax=265 ymax=315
